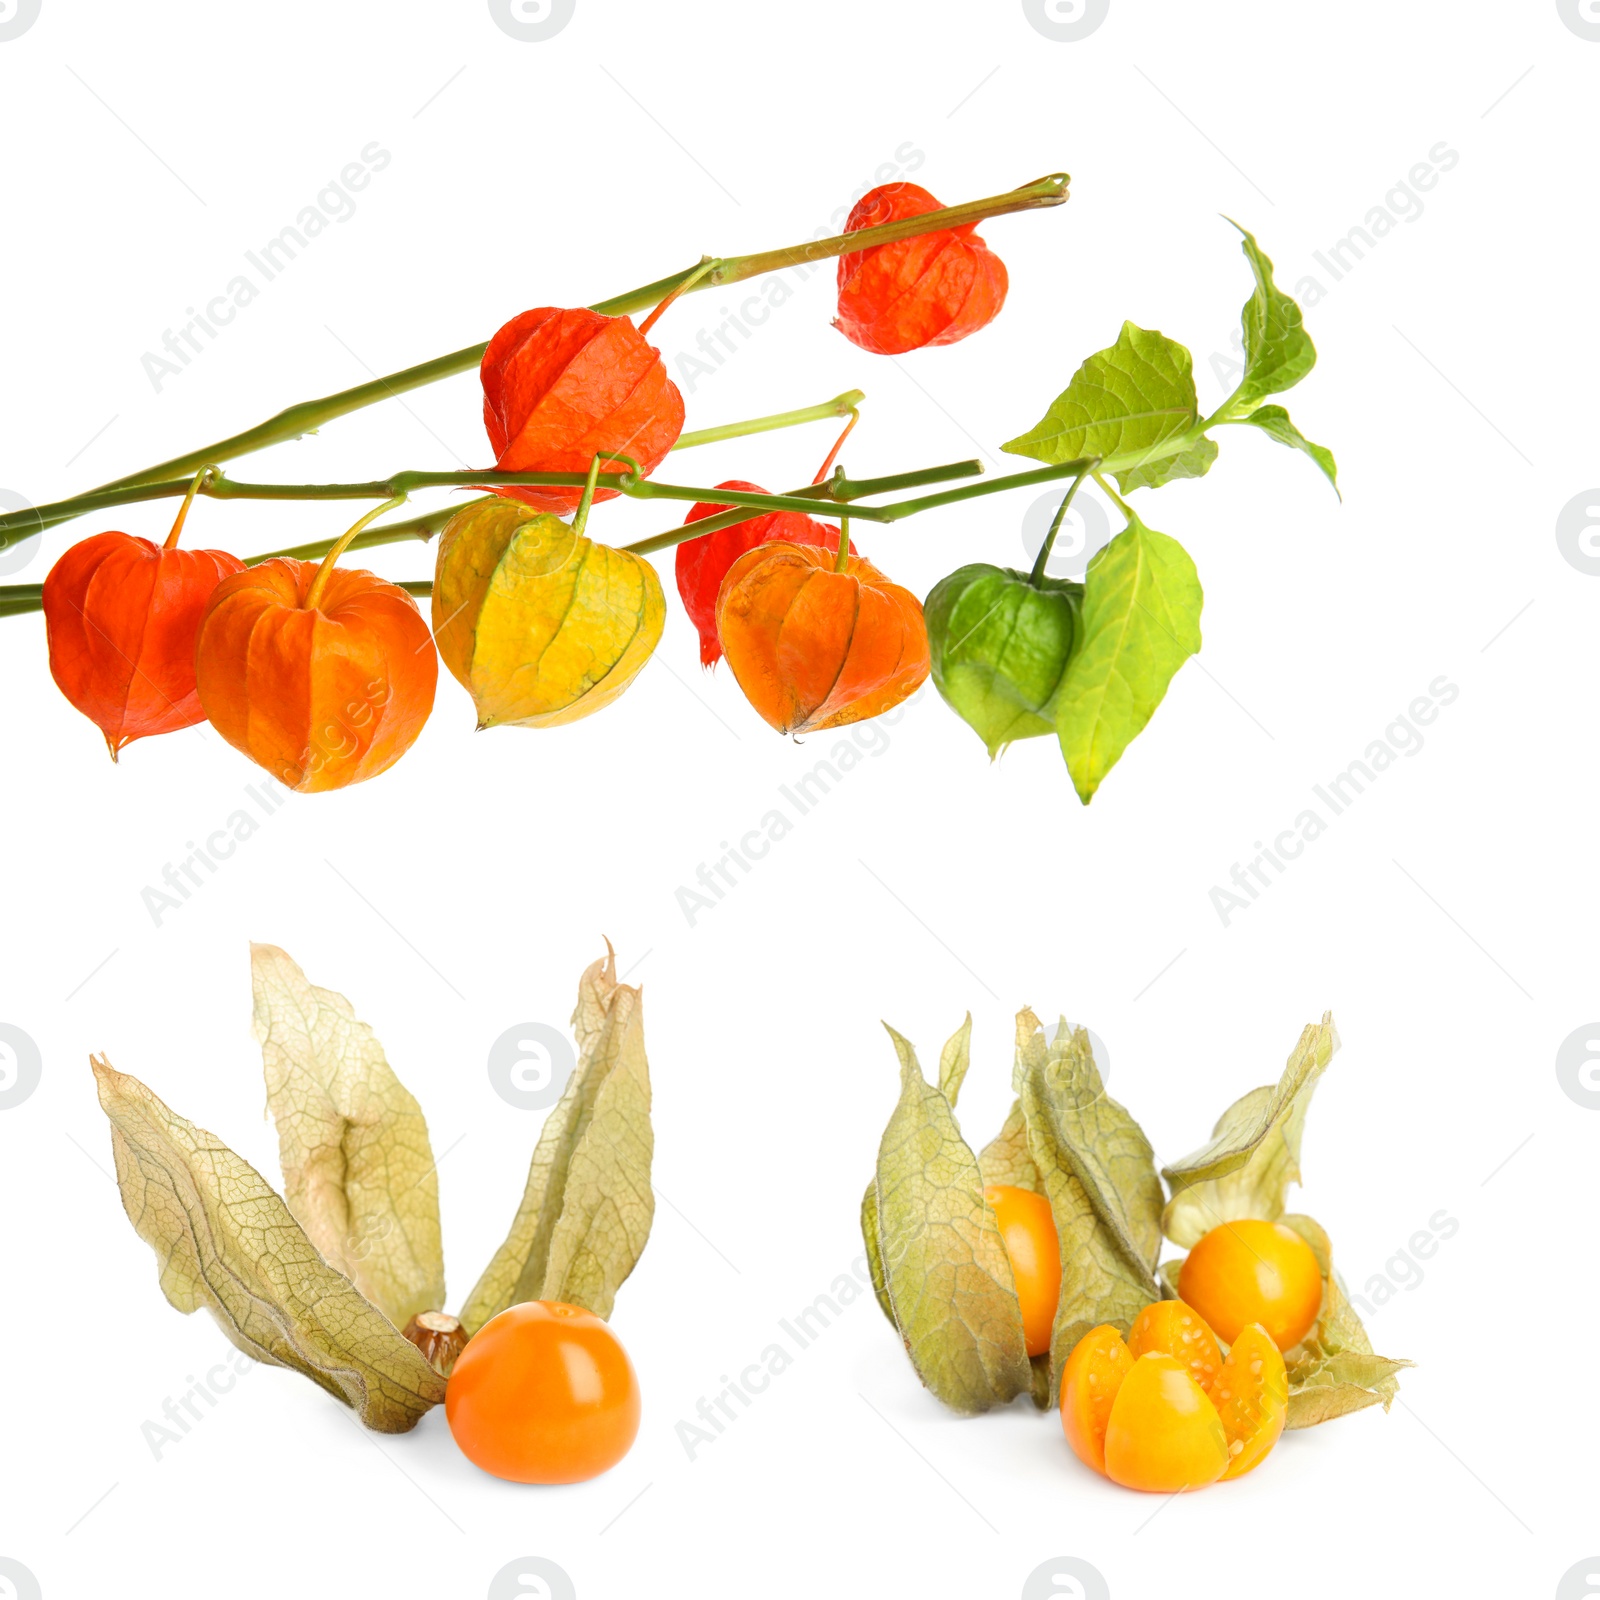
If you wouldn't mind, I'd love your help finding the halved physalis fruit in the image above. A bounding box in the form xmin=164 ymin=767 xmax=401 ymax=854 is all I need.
xmin=1059 ymin=1324 xmax=1133 ymax=1476
xmin=1127 ymin=1299 xmax=1222 ymax=1392
xmin=1208 ymin=1322 xmax=1288 ymax=1480
xmin=1103 ymin=1354 xmax=1229 ymax=1493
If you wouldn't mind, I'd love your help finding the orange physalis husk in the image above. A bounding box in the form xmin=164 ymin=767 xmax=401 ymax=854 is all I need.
xmin=481 ymin=307 xmax=685 ymax=517
xmin=674 ymin=482 xmax=854 ymax=668
xmin=42 ymin=513 xmax=244 ymax=760
xmin=194 ymin=558 xmax=437 ymax=793
xmin=835 ymin=182 xmax=1008 ymax=355
xmin=715 ymin=539 xmax=929 ymax=735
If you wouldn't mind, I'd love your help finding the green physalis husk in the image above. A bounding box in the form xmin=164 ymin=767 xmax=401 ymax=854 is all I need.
xmin=862 ymin=1008 xmax=1411 ymax=1428
xmin=924 ymin=564 xmax=1081 ymax=759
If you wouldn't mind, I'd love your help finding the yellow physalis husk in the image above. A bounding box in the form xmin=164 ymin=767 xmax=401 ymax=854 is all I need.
xmin=432 ymin=499 xmax=664 ymax=729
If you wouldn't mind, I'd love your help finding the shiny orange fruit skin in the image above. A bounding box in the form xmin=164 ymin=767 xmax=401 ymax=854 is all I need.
xmin=716 ymin=542 xmax=929 ymax=734
xmin=1209 ymin=1322 xmax=1288 ymax=1480
xmin=983 ymin=1184 xmax=1060 ymax=1357
xmin=1127 ymin=1299 xmax=1223 ymax=1392
xmin=1103 ymin=1353 xmax=1229 ymax=1493
xmin=194 ymin=558 xmax=437 ymax=793
xmin=446 ymin=1301 xmax=641 ymax=1485
xmin=1059 ymin=1324 xmax=1133 ymax=1476
xmin=1179 ymin=1220 xmax=1323 ymax=1350
xmin=43 ymin=530 xmax=244 ymax=757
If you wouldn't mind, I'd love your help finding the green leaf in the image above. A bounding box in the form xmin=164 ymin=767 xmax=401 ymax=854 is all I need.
xmin=1161 ymin=1014 xmax=1339 ymax=1248
xmin=1234 ymin=405 xmax=1339 ymax=495
xmin=1017 ymin=1015 xmax=1161 ymax=1398
xmin=460 ymin=944 xmax=654 ymax=1331
xmin=872 ymin=1025 xmax=1031 ymax=1413
xmin=1054 ymin=513 xmax=1203 ymax=804
xmin=1227 ymin=221 xmax=1316 ymax=413
xmin=1003 ymin=322 xmax=1201 ymax=480
xmin=93 ymin=1055 xmax=446 ymax=1433
xmin=251 ymin=944 xmax=445 ymax=1330
xmin=1116 ymin=435 xmax=1219 ymax=494
xmin=1279 ymin=1215 xmax=1412 ymax=1428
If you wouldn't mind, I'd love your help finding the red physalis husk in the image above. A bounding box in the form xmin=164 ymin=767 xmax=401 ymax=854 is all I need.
xmin=835 ymin=183 xmax=1008 ymax=355
xmin=674 ymin=482 xmax=856 ymax=667
xmin=43 ymin=526 xmax=244 ymax=760
xmin=481 ymin=307 xmax=685 ymax=515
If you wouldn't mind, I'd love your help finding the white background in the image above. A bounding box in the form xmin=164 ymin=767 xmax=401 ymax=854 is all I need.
xmin=1 ymin=2 xmax=1595 ymax=1597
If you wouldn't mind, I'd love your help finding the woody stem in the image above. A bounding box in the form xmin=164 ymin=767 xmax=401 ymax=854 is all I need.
xmin=1 ymin=172 xmax=1067 ymax=539
xmin=302 ymin=495 xmax=407 ymax=611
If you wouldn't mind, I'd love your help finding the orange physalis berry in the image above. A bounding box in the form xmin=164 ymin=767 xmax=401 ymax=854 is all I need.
xmin=674 ymin=483 xmax=852 ymax=667
xmin=983 ymin=1184 xmax=1061 ymax=1358
xmin=42 ymin=477 xmax=244 ymax=759
xmin=715 ymin=533 xmax=929 ymax=735
xmin=194 ymin=507 xmax=436 ymax=792
xmin=480 ymin=307 xmax=685 ymax=517
xmin=1178 ymin=1220 xmax=1324 ymax=1351
xmin=835 ymin=183 xmax=1008 ymax=355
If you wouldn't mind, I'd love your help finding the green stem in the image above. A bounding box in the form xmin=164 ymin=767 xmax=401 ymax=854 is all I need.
xmin=0 ymin=454 xmax=1104 ymax=615
xmin=671 ymin=389 xmax=864 ymax=452
xmin=163 ymin=466 xmax=215 ymax=550
xmin=3 ymin=384 xmax=864 ymax=547
xmin=869 ymin=457 xmax=1099 ymax=524
xmin=1029 ymin=462 xmax=1096 ymax=585
xmin=51 ymin=172 xmax=1066 ymax=506
xmin=1092 ymin=470 xmax=1136 ymax=521
xmin=620 ymin=459 xmax=983 ymax=555
xmin=302 ymin=496 xmax=407 ymax=610
xmin=249 ymin=499 xmax=476 ymax=563
xmin=571 ymin=454 xmax=607 ymax=540
xmin=833 ymin=514 xmax=851 ymax=573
